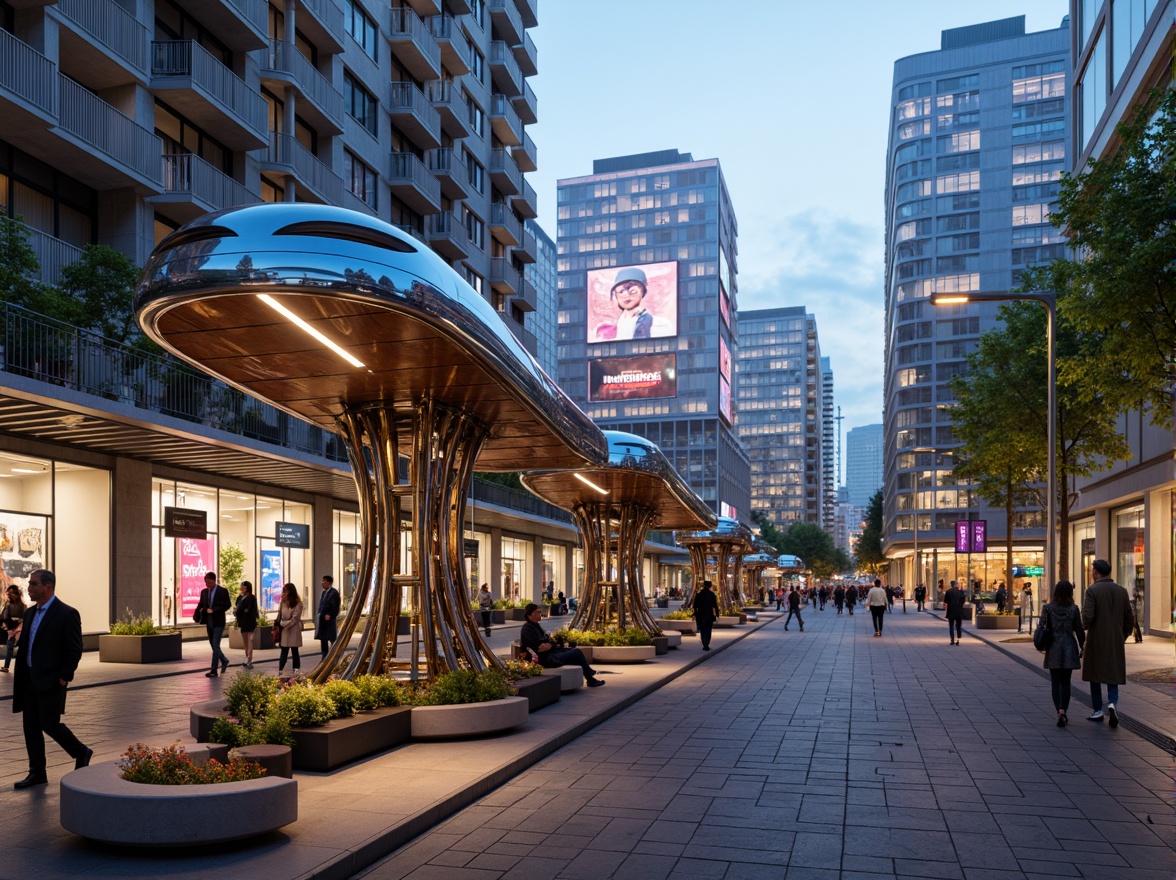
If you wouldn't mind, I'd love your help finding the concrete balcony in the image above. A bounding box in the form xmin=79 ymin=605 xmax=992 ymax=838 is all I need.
xmin=262 ymin=40 xmax=343 ymax=135
xmin=513 ymin=31 xmax=537 ymax=78
xmin=444 ymin=0 xmax=473 ymax=14
xmin=489 ymin=202 xmax=521 ymax=247
xmin=502 ymin=309 xmax=537 ymax=354
xmin=490 ymin=257 xmax=522 ymax=296
xmin=388 ymin=8 xmax=442 ymax=83
xmin=514 ymin=225 xmax=536 ymax=264
xmin=512 ymin=129 xmax=536 ymax=173
xmin=388 ymin=152 xmax=441 ymax=215
xmin=488 ymin=41 xmax=522 ymax=98
xmin=149 ymin=153 xmax=261 ymax=224
xmin=516 ymin=0 xmax=537 ymax=28
xmin=54 ymin=0 xmax=149 ymax=87
xmin=516 ymin=275 xmax=538 ymax=312
xmin=489 ymin=148 xmax=521 ymax=196
xmin=56 ymin=75 xmax=162 ymax=190
xmin=489 ymin=92 xmax=522 ymax=147
xmin=388 ymin=81 xmax=441 ymax=150
xmin=510 ymin=178 xmax=537 ymax=219
xmin=512 ymin=79 xmax=537 ymax=125
xmin=295 ymin=0 xmax=345 ymax=55
xmin=428 ymin=79 xmax=470 ymax=139
xmin=427 ymin=147 xmax=469 ymax=200
xmin=488 ymin=0 xmax=523 ymax=47
xmin=261 ymin=131 xmax=343 ymax=204
xmin=426 ymin=211 xmax=470 ymax=261
xmin=26 ymin=227 xmax=84 ymax=285
xmin=151 ymin=40 xmax=268 ymax=149
xmin=200 ymin=0 xmax=269 ymax=51
xmin=0 ymin=28 xmax=58 ymax=136
xmin=428 ymin=15 xmax=470 ymax=76
xmin=404 ymin=0 xmax=442 ymax=15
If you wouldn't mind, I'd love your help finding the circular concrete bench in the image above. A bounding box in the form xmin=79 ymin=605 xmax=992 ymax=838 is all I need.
xmin=410 ymin=696 xmax=529 ymax=739
xmin=715 ymin=616 xmax=742 ymax=628
xmin=591 ymin=645 xmax=656 ymax=663
xmin=60 ymin=762 xmax=297 ymax=846
xmin=656 ymin=619 xmax=696 ymax=635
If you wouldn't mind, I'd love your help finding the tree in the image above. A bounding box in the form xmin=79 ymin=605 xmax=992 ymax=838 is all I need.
xmin=751 ymin=511 xmax=788 ymax=554
xmin=855 ymin=489 xmax=885 ymax=575
xmin=0 ymin=215 xmax=42 ymax=306
xmin=57 ymin=244 xmax=142 ymax=344
xmin=1023 ymin=87 xmax=1175 ymax=425
xmin=777 ymin=521 xmax=842 ymax=579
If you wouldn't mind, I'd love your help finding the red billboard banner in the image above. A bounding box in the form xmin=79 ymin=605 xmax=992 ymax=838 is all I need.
xmin=588 ymin=354 xmax=677 ymax=402
xmin=586 ymin=261 xmax=678 ymax=343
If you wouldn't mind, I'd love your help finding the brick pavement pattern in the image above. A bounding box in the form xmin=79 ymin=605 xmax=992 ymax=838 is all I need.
xmin=360 ymin=611 xmax=1176 ymax=880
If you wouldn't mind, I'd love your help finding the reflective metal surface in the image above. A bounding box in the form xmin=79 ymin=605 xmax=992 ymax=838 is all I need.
xmin=675 ymin=516 xmax=755 ymax=611
xmin=521 ymin=430 xmax=716 ymax=634
xmin=134 ymin=204 xmax=609 ymax=680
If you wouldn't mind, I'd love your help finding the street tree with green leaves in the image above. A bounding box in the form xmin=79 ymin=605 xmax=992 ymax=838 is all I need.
xmin=855 ymin=489 xmax=886 ymax=575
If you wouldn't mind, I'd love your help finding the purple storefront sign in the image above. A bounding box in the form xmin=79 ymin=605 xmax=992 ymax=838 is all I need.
xmin=955 ymin=520 xmax=988 ymax=552
xmin=955 ymin=521 xmax=970 ymax=553
xmin=971 ymin=520 xmax=987 ymax=553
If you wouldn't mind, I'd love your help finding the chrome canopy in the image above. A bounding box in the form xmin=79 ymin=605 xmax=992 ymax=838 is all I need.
xmin=675 ymin=515 xmax=754 ymax=549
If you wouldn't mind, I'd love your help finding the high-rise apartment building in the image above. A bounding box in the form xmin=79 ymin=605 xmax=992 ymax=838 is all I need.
xmin=0 ymin=0 xmax=540 ymax=352
xmin=556 ymin=149 xmax=750 ymax=519
xmin=527 ymin=219 xmax=558 ymax=377
xmin=883 ymin=16 xmax=1070 ymax=590
xmin=845 ymin=423 xmax=883 ymax=509
xmin=735 ymin=307 xmax=824 ymax=529
xmin=820 ymin=356 xmax=836 ymax=533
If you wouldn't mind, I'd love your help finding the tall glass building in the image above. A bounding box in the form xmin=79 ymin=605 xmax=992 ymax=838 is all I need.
xmin=556 ymin=149 xmax=750 ymax=518
xmin=846 ymin=424 xmax=884 ymax=509
xmin=527 ymin=219 xmax=558 ymax=377
xmin=882 ymin=16 xmax=1071 ymax=593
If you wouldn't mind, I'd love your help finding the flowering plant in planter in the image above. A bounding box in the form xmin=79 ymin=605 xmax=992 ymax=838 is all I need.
xmin=502 ymin=659 xmax=544 ymax=681
xmin=415 ymin=669 xmax=515 ymax=705
xmin=661 ymin=609 xmax=694 ymax=620
xmin=109 ymin=609 xmax=178 ymax=635
xmin=119 ymin=743 xmax=265 ymax=785
xmin=551 ymin=627 xmax=652 ymax=647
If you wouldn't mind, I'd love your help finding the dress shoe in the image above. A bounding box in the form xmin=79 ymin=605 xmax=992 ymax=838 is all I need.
xmin=221 ymin=658 xmax=229 ymax=674
xmin=586 ymin=677 xmax=605 ymax=688
xmin=14 ymin=773 xmax=47 ymax=790
xmin=75 ymin=747 xmax=93 ymax=769
xmin=1087 ymin=710 xmax=1105 ymax=722
xmin=205 ymin=671 xmax=218 ymax=677
xmin=1107 ymin=704 xmax=1118 ymax=728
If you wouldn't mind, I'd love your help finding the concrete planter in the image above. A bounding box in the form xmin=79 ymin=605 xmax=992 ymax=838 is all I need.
xmin=975 ymin=613 xmax=1018 ymax=630
xmin=662 ymin=632 xmax=682 ymax=649
xmin=491 ymin=610 xmax=506 ymax=624
xmin=652 ymin=635 xmax=669 ymax=655
xmin=60 ymin=762 xmax=297 ymax=846
xmin=505 ymin=607 xmax=528 ymax=621
xmin=554 ymin=666 xmax=584 ymax=692
xmin=510 ymin=674 xmax=561 ymax=712
xmin=656 ymin=619 xmax=696 ymax=635
xmin=410 ymin=696 xmax=529 ymax=739
xmin=715 ymin=616 xmax=742 ymax=628
xmin=591 ymin=645 xmax=656 ymax=663
xmin=229 ymin=626 xmax=277 ymax=650
xmin=98 ymin=632 xmax=182 ymax=664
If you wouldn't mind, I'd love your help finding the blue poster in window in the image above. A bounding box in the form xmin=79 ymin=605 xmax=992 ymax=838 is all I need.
xmin=261 ymin=549 xmax=283 ymax=612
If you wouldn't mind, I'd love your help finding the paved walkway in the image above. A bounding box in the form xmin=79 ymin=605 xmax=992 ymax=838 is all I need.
xmin=358 ymin=607 xmax=1176 ymax=880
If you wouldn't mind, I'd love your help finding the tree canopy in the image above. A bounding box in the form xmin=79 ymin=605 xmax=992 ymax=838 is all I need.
xmin=855 ymin=489 xmax=886 ymax=575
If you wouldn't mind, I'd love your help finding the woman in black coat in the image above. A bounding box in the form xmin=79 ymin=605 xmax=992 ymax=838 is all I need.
xmin=1039 ymin=580 xmax=1085 ymax=727
xmin=234 ymin=581 xmax=260 ymax=669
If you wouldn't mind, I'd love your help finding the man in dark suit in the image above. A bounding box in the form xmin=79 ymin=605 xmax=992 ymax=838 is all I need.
xmin=944 ymin=579 xmax=967 ymax=645
xmin=316 ymin=574 xmax=341 ymax=659
xmin=1081 ymin=558 xmax=1134 ymax=727
xmin=691 ymin=580 xmax=719 ymax=650
xmin=12 ymin=569 xmax=92 ymax=789
xmin=195 ymin=571 xmax=232 ymax=677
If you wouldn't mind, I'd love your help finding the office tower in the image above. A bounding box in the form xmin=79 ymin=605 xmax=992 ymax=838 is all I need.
xmin=527 ymin=219 xmax=558 ymax=377
xmin=556 ymin=149 xmax=750 ymax=518
xmin=820 ymin=356 xmax=835 ymax=532
xmin=1065 ymin=0 xmax=1173 ymax=631
xmin=735 ymin=307 xmax=823 ymax=529
xmin=845 ymin=424 xmax=883 ymax=509
xmin=883 ymin=15 xmax=1070 ymax=589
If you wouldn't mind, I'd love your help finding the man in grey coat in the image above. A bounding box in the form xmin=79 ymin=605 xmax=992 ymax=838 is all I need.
xmin=1081 ymin=559 xmax=1134 ymax=727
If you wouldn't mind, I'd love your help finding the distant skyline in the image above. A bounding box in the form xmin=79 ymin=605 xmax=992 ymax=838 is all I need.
xmin=528 ymin=1 xmax=1070 ymax=436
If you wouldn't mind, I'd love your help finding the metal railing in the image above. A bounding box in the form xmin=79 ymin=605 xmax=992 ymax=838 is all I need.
xmin=58 ymin=76 xmax=162 ymax=186
xmin=490 ymin=257 xmax=521 ymax=293
xmin=388 ymin=7 xmax=441 ymax=73
xmin=25 ymin=227 xmax=84 ymax=285
xmin=489 ymin=148 xmax=521 ymax=192
xmin=57 ymin=0 xmax=149 ymax=75
xmin=297 ymin=0 xmax=344 ymax=41
xmin=265 ymin=131 xmax=343 ymax=204
xmin=427 ymin=146 xmax=462 ymax=177
xmin=489 ymin=201 xmax=521 ymax=242
xmin=488 ymin=0 xmax=523 ymax=44
xmin=488 ymin=41 xmax=522 ymax=95
xmin=151 ymin=40 xmax=267 ymax=138
xmin=515 ymin=30 xmax=538 ymax=76
xmin=388 ymin=80 xmax=439 ymax=130
xmin=161 ymin=153 xmax=259 ymax=211
xmin=388 ymin=152 xmax=441 ymax=205
xmin=470 ymin=476 xmax=569 ymax=524
xmin=427 ymin=14 xmax=470 ymax=72
xmin=490 ymin=92 xmax=521 ymax=141
xmin=428 ymin=78 xmax=467 ymax=118
xmin=513 ymin=79 xmax=537 ymax=124
xmin=223 ymin=0 xmax=268 ymax=38
xmin=264 ymin=40 xmax=343 ymax=128
xmin=0 ymin=29 xmax=58 ymax=116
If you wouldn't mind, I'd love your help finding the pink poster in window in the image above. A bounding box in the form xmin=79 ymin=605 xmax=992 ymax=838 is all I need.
xmin=179 ymin=536 xmax=216 ymax=620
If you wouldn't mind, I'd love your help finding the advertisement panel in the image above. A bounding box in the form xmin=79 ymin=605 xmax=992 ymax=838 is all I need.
xmin=0 ymin=513 xmax=47 ymax=589
xmin=719 ymin=336 xmax=732 ymax=381
xmin=719 ymin=281 xmax=730 ymax=329
xmin=954 ymin=520 xmax=988 ymax=552
xmin=719 ymin=376 xmax=732 ymax=425
xmin=588 ymin=354 xmax=677 ymax=402
xmin=275 ymin=521 xmax=310 ymax=548
xmin=586 ymin=261 xmax=678 ymax=343
xmin=179 ymin=536 xmax=216 ymax=620
xmin=261 ymin=549 xmax=283 ymax=612
xmin=971 ymin=520 xmax=987 ymax=553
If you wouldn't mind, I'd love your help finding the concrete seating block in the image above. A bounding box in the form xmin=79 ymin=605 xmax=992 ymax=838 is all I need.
xmin=410 ymin=696 xmax=529 ymax=739
xmin=555 ymin=666 xmax=584 ymax=692
xmin=591 ymin=645 xmax=655 ymax=663
xmin=511 ymin=674 xmax=561 ymax=712
xmin=656 ymin=619 xmax=696 ymax=635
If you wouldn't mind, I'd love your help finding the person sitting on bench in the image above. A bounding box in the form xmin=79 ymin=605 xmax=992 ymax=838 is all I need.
xmin=518 ymin=603 xmax=604 ymax=687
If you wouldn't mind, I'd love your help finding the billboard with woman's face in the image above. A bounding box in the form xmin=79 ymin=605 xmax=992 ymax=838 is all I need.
xmin=587 ymin=261 xmax=678 ymax=343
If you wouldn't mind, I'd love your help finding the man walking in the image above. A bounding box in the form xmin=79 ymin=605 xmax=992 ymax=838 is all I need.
xmin=1081 ymin=559 xmax=1134 ymax=727
xmin=692 ymin=580 xmax=719 ymax=651
xmin=784 ymin=586 xmax=804 ymax=632
xmin=845 ymin=584 xmax=858 ymax=615
xmin=195 ymin=571 xmax=231 ymax=677
xmin=944 ymin=579 xmax=966 ymax=645
xmin=316 ymin=574 xmax=341 ymax=659
xmin=868 ymin=578 xmax=888 ymax=637
xmin=12 ymin=569 xmax=91 ymax=789
xmin=914 ymin=583 xmax=927 ymax=612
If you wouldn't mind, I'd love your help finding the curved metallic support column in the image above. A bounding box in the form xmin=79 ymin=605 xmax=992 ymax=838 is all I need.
xmin=682 ymin=544 xmax=708 ymax=607
xmin=568 ymin=503 xmax=605 ymax=632
xmin=569 ymin=502 xmax=661 ymax=634
xmin=616 ymin=504 xmax=660 ymax=633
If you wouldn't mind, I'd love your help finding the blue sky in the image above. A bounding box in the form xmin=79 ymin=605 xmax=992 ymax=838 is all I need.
xmin=527 ymin=1 xmax=1070 ymax=448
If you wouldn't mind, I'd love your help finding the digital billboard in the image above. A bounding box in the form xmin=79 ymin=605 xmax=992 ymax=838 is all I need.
xmin=719 ymin=336 xmax=732 ymax=381
xmin=719 ymin=375 xmax=732 ymax=425
xmin=719 ymin=281 xmax=730 ymax=329
xmin=587 ymin=261 xmax=678 ymax=343
xmin=588 ymin=354 xmax=677 ymax=402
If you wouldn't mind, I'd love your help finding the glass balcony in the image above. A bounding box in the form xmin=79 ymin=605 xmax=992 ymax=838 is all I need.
xmin=427 ymin=147 xmax=469 ymax=200
xmin=428 ymin=79 xmax=470 ymax=139
xmin=512 ymin=79 xmax=537 ymax=125
xmin=512 ymin=129 xmax=536 ymax=172
xmin=428 ymin=15 xmax=471 ymax=76
xmin=513 ymin=31 xmax=537 ymax=78
xmin=510 ymin=178 xmax=537 ymax=219
xmin=489 ymin=92 xmax=522 ymax=146
xmin=489 ymin=148 xmax=521 ymax=196
xmin=488 ymin=41 xmax=522 ymax=97
xmin=489 ymin=257 xmax=521 ymax=296
xmin=489 ymin=202 xmax=521 ymax=247
xmin=488 ymin=0 xmax=523 ymax=47
xmin=426 ymin=211 xmax=471 ymax=261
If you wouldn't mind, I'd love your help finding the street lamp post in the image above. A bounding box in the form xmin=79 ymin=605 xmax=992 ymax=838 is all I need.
xmin=929 ymin=290 xmax=1057 ymax=594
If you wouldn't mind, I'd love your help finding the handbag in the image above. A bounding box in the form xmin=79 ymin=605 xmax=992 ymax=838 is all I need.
xmin=1033 ymin=608 xmax=1053 ymax=652
xmin=271 ymin=622 xmax=283 ymax=644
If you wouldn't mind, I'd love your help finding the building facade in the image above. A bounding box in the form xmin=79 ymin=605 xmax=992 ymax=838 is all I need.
xmin=1065 ymin=0 xmax=1172 ymax=637
xmin=882 ymin=15 xmax=1071 ymax=597
xmin=555 ymin=149 xmax=751 ymax=521
xmin=845 ymin=423 xmax=884 ymax=509
xmin=735 ymin=307 xmax=824 ymax=529
xmin=527 ymin=218 xmax=557 ymax=377
xmin=820 ymin=356 xmax=836 ymax=533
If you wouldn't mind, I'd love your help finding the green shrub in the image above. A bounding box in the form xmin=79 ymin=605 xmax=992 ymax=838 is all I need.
xmin=502 ymin=659 xmax=543 ymax=681
xmin=719 ymin=606 xmax=743 ymax=617
xmin=662 ymin=609 xmax=694 ymax=620
xmin=421 ymin=669 xmax=512 ymax=705
xmin=208 ymin=715 xmax=247 ymax=748
xmin=552 ymin=627 xmax=651 ymax=647
xmin=491 ymin=598 xmax=515 ymax=610
xmin=275 ymin=683 xmax=337 ymax=728
xmin=224 ymin=672 xmax=279 ymax=721
xmin=254 ymin=713 xmax=295 ymax=747
xmin=321 ymin=680 xmax=361 ymax=718
xmin=352 ymin=674 xmax=405 ymax=710
xmin=109 ymin=609 xmax=158 ymax=636
xmin=603 ymin=627 xmax=651 ymax=647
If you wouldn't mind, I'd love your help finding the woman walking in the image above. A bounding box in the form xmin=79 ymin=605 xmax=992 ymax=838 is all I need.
xmin=1039 ymin=580 xmax=1085 ymax=727
xmin=0 ymin=585 xmax=26 ymax=672
xmin=276 ymin=582 xmax=304 ymax=677
xmin=234 ymin=580 xmax=259 ymax=669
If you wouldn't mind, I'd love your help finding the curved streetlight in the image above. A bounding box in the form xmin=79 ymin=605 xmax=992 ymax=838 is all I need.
xmin=929 ymin=290 xmax=1057 ymax=595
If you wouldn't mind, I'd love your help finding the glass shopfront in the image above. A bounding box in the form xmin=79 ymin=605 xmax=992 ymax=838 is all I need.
xmin=500 ymin=536 xmax=530 ymax=602
xmin=1071 ymin=518 xmax=1096 ymax=595
xmin=463 ymin=529 xmax=491 ymax=601
xmin=1114 ymin=503 xmax=1145 ymax=603
xmin=542 ymin=543 xmax=564 ymax=597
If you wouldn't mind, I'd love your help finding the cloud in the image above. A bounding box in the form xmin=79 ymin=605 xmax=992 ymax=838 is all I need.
xmin=737 ymin=211 xmax=884 ymax=433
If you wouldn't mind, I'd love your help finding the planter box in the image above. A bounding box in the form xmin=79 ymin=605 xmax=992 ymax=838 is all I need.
xmin=663 ymin=632 xmax=682 ymax=649
xmin=229 ymin=627 xmax=277 ymax=650
xmin=591 ymin=645 xmax=655 ymax=664
xmin=506 ymin=608 xmax=528 ymax=621
xmin=398 ymin=616 xmax=410 ymax=636
xmin=60 ymin=761 xmax=297 ymax=846
xmin=656 ymin=619 xmax=696 ymax=635
xmin=510 ymin=674 xmax=561 ymax=712
xmin=98 ymin=632 xmax=182 ymax=664
xmin=975 ymin=613 xmax=1019 ymax=630
xmin=652 ymin=635 xmax=669 ymax=655
xmin=554 ymin=666 xmax=584 ymax=692
xmin=715 ymin=616 xmax=741 ymax=628
xmin=410 ymin=695 xmax=529 ymax=739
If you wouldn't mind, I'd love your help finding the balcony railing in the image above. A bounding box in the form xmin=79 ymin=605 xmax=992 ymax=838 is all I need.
xmin=489 ymin=147 xmax=521 ymax=194
xmin=488 ymin=0 xmax=523 ymax=46
xmin=388 ymin=151 xmax=441 ymax=212
xmin=25 ymin=227 xmax=84 ymax=285
xmin=470 ymin=475 xmax=569 ymax=525
xmin=489 ymin=92 xmax=521 ymax=146
xmin=489 ymin=201 xmax=521 ymax=245
xmin=514 ymin=30 xmax=537 ymax=77
xmin=223 ymin=0 xmax=268 ymax=39
xmin=488 ymin=41 xmax=522 ymax=96
xmin=58 ymin=76 xmax=162 ymax=186
xmin=161 ymin=153 xmax=258 ymax=211
xmin=151 ymin=40 xmax=267 ymax=138
xmin=0 ymin=28 xmax=58 ymax=116
xmin=264 ymin=40 xmax=343 ymax=130
xmin=265 ymin=131 xmax=343 ymax=203
xmin=490 ymin=257 xmax=521 ymax=294
xmin=387 ymin=7 xmax=441 ymax=81
xmin=296 ymin=0 xmax=344 ymax=45
xmin=427 ymin=14 xmax=470 ymax=75
xmin=513 ymin=78 xmax=537 ymax=125
xmin=57 ymin=0 xmax=149 ymax=75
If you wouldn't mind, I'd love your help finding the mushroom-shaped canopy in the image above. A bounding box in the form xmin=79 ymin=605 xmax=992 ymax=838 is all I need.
xmin=742 ymin=553 xmax=777 ymax=567
xmin=521 ymin=431 xmax=715 ymax=530
xmin=751 ymin=536 xmax=776 ymax=556
xmin=134 ymin=203 xmax=607 ymax=471
xmin=777 ymin=554 xmax=805 ymax=571
xmin=675 ymin=515 xmax=754 ymax=549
